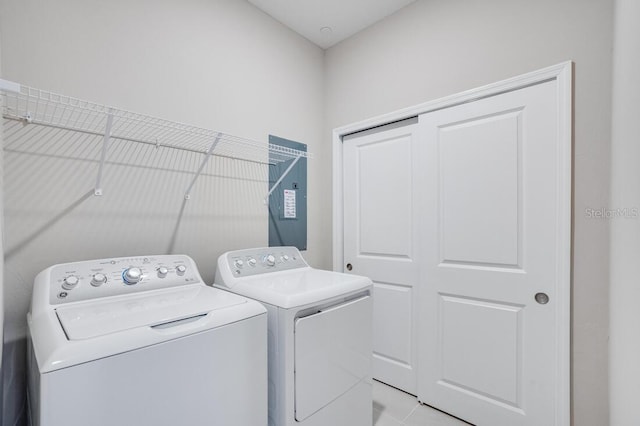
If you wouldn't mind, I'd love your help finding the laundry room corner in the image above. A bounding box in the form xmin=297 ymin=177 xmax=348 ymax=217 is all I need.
xmin=0 ymin=1 xmax=327 ymax=424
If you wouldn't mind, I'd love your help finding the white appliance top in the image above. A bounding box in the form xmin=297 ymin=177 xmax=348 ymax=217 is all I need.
xmin=56 ymin=285 xmax=244 ymax=340
xmin=214 ymin=247 xmax=372 ymax=308
xmin=28 ymin=254 xmax=266 ymax=372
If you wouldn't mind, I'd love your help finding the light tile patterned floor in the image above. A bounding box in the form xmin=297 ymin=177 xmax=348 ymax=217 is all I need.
xmin=373 ymin=380 xmax=472 ymax=426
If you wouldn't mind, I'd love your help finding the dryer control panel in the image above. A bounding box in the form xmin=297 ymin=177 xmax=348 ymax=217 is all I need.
xmin=46 ymin=255 xmax=201 ymax=305
xmin=220 ymin=246 xmax=308 ymax=278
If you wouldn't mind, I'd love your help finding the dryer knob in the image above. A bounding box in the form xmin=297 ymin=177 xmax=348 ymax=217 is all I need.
xmin=91 ymin=273 xmax=107 ymax=287
xmin=265 ymin=254 xmax=276 ymax=267
xmin=123 ymin=267 xmax=142 ymax=285
xmin=176 ymin=265 xmax=187 ymax=276
xmin=157 ymin=266 xmax=169 ymax=278
xmin=248 ymin=258 xmax=257 ymax=267
xmin=62 ymin=275 xmax=79 ymax=290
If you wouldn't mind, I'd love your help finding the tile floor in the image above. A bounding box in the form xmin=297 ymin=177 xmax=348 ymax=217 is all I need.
xmin=373 ymin=380 xmax=471 ymax=426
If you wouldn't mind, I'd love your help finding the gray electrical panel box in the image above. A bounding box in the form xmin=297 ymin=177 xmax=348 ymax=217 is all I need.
xmin=268 ymin=135 xmax=307 ymax=250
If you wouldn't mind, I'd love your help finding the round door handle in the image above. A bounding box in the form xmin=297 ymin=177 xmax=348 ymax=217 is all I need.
xmin=346 ymin=263 xmax=353 ymax=271
xmin=535 ymin=292 xmax=550 ymax=304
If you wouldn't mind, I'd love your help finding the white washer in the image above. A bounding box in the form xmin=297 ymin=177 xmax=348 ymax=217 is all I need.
xmin=27 ymin=254 xmax=267 ymax=426
xmin=214 ymin=247 xmax=373 ymax=426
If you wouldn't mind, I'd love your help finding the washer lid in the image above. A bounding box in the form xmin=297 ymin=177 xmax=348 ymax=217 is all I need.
xmin=56 ymin=285 xmax=246 ymax=340
xmin=216 ymin=268 xmax=372 ymax=308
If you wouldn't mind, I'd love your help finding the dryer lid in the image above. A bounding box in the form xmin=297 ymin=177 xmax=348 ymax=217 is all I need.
xmin=56 ymin=285 xmax=246 ymax=340
xmin=215 ymin=268 xmax=372 ymax=308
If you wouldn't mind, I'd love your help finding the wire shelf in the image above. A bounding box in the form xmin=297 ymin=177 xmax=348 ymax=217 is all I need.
xmin=0 ymin=81 xmax=310 ymax=165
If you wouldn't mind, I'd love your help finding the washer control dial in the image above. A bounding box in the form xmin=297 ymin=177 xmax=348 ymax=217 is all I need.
xmin=90 ymin=273 xmax=107 ymax=287
xmin=234 ymin=259 xmax=244 ymax=269
xmin=248 ymin=257 xmax=257 ymax=267
xmin=157 ymin=266 xmax=169 ymax=278
xmin=281 ymin=254 xmax=290 ymax=262
xmin=176 ymin=265 xmax=187 ymax=276
xmin=123 ymin=267 xmax=142 ymax=285
xmin=62 ymin=275 xmax=79 ymax=290
xmin=264 ymin=254 xmax=276 ymax=267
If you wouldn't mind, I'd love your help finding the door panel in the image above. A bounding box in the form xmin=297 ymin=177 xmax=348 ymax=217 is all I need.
xmin=372 ymin=283 xmax=413 ymax=365
xmin=439 ymin=109 xmax=521 ymax=267
xmin=439 ymin=295 xmax=523 ymax=408
xmin=357 ymin=135 xmax=413 ymax=257
xmin=343 ymin=124 xmax=419 ymax=394
xmin=418 ymin=80 xmax=561 ymax=425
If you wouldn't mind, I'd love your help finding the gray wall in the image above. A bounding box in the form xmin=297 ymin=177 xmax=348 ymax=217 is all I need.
xmin=609 ymin=0 xmax=640 ymax=424
xmin=0 ymin=1 xmax=324 ymax=424
xmin=324 ymin=1 xmax=613 ymax=425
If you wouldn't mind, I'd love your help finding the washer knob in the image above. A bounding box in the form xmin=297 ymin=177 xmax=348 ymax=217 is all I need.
xmin=62 ymin=275 xmax=79 ymax=290
xmin=91 ymin=273 xmax=107 ymax=287
xmin=157 ymin=266 xmax=169 ymax=278
xmin=282 ymin=254 xmax=290 ymax=262
xmin=234 ymin=259 xmax=244 ymax=269
xmin=176 ymin=265 xmax=187 ymax=276
xmin=123 ymin=267 xmax=142 ymax=285
xmin=248 ymin=257 xmax=257 ymax=267
xmin=265 ymin=254 xmax=276 ymax=267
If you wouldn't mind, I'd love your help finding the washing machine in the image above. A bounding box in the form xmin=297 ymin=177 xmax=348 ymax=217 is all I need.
xmin=214 ymin=247 xmax=373 ymax=426
xmin=27 ymin=254 xmax=268 ymax=426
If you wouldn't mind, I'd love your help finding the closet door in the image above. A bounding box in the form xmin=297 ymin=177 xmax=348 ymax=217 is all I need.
xmin=342 ymin=122 xmax=420 ymax=394
xmin=417 ymin=80 xmax=567 ymax=425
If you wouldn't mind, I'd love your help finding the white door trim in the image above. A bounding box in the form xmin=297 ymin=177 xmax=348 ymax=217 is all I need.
xmin=332 ymin=61 xmax=572 ymax=425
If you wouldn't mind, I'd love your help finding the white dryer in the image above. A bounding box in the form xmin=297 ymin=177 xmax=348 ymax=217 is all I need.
xmin=214 ymin=247 xmax=373 ymax=426
xmin=27 ymin=254 xmax=267 ymax=426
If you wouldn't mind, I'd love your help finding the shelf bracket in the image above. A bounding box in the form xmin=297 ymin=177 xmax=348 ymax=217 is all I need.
xmin=94 ymin=111 xmax=114 ymax=196
xmin=264 ymin=155 xmax=302 ymax=204
xmin=184 ymin=134 xmax=222 ymax=200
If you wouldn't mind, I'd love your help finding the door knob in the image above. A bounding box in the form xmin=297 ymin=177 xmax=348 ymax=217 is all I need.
xmin=346 ymin=263 xmax=353 ymax=271
xmin=534 ymin=292 xmax=549 ymax=304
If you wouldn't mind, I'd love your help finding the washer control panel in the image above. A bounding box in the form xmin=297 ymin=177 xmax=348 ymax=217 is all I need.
xmin=223 ymin=247 xmax=308 ymax=277
xmin=49 ymin=255 xmax=200 ymax=305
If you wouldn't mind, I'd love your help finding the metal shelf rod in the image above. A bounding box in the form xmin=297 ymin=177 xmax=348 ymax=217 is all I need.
xmin=264 ymin=155 xmax=302 ymax=204
xmin=184 ymin=134 xmax=222 ymax=200
xmin=94 ymin=111 xmax=114 ymax=196
xmin=2 ymin=114 xmax=278 ymax=166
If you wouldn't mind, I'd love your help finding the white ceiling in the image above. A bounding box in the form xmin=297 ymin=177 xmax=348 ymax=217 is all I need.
xmin=247 ymin=0 xmax=416 ymax=49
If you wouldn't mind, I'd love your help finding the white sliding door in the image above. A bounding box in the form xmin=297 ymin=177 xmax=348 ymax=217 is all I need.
xmin=343 ymin=122 xmax=420 ymax=394
xmin=417 ymin=80 xmax=569 ymax=426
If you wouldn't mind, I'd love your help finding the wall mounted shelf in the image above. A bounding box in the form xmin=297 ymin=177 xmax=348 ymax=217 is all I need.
xmin=0 ymin=79 xmax=311 ymax=199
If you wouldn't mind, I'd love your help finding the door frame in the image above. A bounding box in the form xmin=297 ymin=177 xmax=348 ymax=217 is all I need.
xmin=332 ymin=61 xmax=572 ymax=425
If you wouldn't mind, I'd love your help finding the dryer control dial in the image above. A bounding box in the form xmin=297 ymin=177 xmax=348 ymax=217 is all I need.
xmin=176 ymin=265 xmax=187 ymax=276
xmin=90 ymin=273 xmax=107 ymax=287
xmin=123 ymin=267 xmax=142 ymax=285
xmin=264 ymin=254 xmax=276 ymax=267
xmin=62 ymin=275 xmax=79 ymax=290
xmin=157 ymin=266 xmax=169 ymax=278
